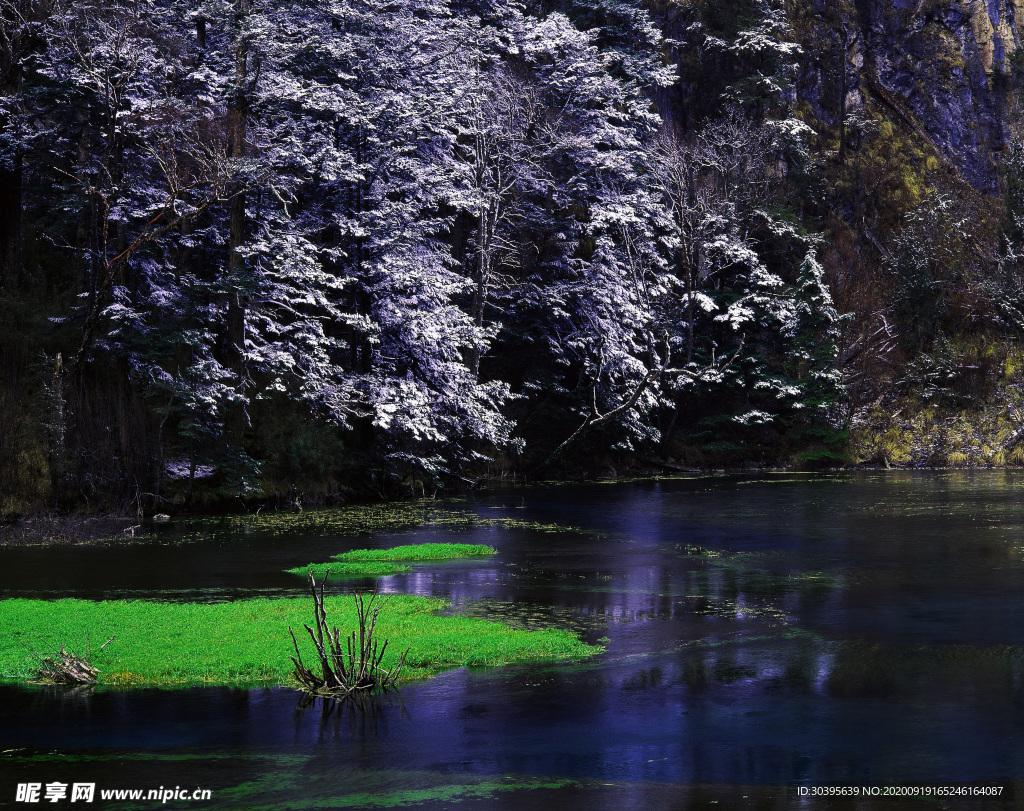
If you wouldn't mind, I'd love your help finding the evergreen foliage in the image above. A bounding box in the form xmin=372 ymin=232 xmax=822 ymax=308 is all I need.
xmin=0 ymin=0 xmax=879 ymax=510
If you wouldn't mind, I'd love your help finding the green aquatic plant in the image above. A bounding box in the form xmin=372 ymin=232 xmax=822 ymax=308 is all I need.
xmin=170 ymin=503 xmax=592 ymax=547
xmin=174 ymin=503 xmax=434 ymax=541
xmin=286 ymin=543 xmax=496 ymax=578
xmin=0 ymin=597 xmax=600 ymax=687
xmin=212 ymin=762 xmax=586 ymax=809
xmin=334 ymin=543 xmax=496 ymax=562
xmin=285 ymin=562 xmax=412 ymax=578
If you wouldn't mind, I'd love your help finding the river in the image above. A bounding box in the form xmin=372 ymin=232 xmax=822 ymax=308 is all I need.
xmin=2 ymin=471 xmax=1023 ymax=808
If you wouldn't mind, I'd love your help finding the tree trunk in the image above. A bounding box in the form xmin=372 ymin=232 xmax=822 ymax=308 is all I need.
xmin=837 ymin=29 xmax=849 ymax=165
xmin=226 ymin=0 xmax=250 ymax=446
xmin=469 ymin=206 xmax=493 ymax=378
xmin=0 ymin=158 xmax=21 ymax=291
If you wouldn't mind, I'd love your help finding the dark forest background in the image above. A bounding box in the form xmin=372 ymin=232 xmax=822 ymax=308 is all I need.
xmin=3 ymin=0 xmax=1024 ymax=515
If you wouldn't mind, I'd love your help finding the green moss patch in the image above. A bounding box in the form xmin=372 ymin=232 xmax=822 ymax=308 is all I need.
xmin=173 ymin=503 xmax=590 ymax=545
xmin=286 ymin=542 xmax=496 ymax=577
xmin=335 ymin=542 xmax=496 ymax=562
xmin=178 ymin=504 xmax=431 ymax=541
xmin=0 ymin=596 xmax=599 ymax=687
xmin=285 ymin=562 xmax=413 ymax=578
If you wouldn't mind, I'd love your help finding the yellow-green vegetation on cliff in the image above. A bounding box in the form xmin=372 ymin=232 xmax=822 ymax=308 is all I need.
xmin=0 ymin=596 xmax=600 ymax=687
xmin=784 ymin=0 xmax=1015 ymax=436
xmin=852 ymin=340 xmax=1024 ymax=467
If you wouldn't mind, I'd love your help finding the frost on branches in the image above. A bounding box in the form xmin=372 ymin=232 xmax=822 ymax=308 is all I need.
xmin=4 ymin=0 xmax=848 ymax=503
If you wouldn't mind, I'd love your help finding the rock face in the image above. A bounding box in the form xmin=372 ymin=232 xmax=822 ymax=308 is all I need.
xmin=798 ymin=0 xmax=1020 ymax=191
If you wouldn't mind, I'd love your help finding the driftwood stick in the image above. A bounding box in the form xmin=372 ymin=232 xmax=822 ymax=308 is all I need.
xmin=290 ymin=575 xmax=408 ymax=698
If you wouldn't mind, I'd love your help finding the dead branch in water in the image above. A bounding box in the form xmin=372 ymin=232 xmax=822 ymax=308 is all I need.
xmin=289 ymin=570 xmax=409 ymax=698
xmin=32 ymin=636 xmax=114 ymax=685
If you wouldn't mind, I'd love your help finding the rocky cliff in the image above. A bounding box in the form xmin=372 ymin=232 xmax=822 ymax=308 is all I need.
xmin=794 ymin=0 xmax=1019 ymax=191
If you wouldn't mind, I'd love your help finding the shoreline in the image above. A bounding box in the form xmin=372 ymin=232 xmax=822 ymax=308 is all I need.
xmin=0 ymin=511 xmax=141 ymax=546
xmin=6 ymin=466 xmax=1021 ymax=546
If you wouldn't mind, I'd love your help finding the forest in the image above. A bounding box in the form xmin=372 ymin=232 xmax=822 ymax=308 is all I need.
xmin=2 ymin=0 xmax=1024 ymax=515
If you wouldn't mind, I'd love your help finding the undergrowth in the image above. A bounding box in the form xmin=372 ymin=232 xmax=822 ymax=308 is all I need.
xmin=852 ymin=339 xmax=1024 ymax=467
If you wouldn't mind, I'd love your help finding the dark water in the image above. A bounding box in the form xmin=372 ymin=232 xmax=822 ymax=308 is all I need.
xmin=3 ymin=471 xmax=1024 ymax=809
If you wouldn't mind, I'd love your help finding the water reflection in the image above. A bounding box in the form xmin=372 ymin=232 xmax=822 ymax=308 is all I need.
xmin=4 ymin=472 xmax=1024 ymax=806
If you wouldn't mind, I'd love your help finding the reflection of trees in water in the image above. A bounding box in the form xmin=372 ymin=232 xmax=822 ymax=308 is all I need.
xmin=824 ymin=641 xmax=1024 ymax=701
xmin=654 ymin=641 xmax=836 ymax=693
xmin=641 ymin=636 xmax=1024 ymax=705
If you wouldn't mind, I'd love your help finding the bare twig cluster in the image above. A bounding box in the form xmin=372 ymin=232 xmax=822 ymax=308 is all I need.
xmin=540 ymin=331 xmax=745 ymax=468
xmin=32 ymin=637 xmax=113 ymax=685
xmin=289 ymin=571 xmax=410 ymax=698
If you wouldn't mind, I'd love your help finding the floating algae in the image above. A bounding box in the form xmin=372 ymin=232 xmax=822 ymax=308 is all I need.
xmin=286 ymin=543 xmax=496 ymax=578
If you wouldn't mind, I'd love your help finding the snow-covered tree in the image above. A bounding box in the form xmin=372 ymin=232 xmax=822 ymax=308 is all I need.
xmin=256 ymin=0 xmax=521 ymax=483
xmin=790 ymin=250 xmax=844 ymax=415
xmin=440 ymin=6 xmax=681 ymax=460
xmin=1 ymin=0 xmax=852 ymax=503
